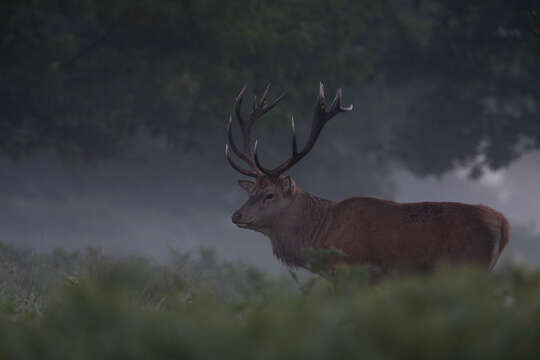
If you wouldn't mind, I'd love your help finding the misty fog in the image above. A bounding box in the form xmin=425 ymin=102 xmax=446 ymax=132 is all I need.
xmin=2 ymin=141 xmax=538 ymax=272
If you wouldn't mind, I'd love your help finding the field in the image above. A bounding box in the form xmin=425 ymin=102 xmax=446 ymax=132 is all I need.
xmin=1 ymin=242 xmax=539 ymax=359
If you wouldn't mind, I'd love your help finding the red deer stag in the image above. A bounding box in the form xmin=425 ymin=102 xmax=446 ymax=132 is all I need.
xmin=225 ymin=83 xmax=510 ymax=276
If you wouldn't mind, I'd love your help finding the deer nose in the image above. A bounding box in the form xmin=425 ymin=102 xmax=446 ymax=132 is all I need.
xmin=231 ymin=212 xmax=242 ymax=224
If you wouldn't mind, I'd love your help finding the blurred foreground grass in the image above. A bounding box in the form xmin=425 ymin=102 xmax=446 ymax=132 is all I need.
xmin=1 ymin=242 xmax=540 ymax=359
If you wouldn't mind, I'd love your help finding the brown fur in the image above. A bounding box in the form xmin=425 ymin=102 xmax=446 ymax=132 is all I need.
xmin=234 ymin=181 xmax=510 ymax=273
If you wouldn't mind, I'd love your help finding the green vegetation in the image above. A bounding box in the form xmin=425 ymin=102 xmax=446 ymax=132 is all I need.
xmin=2 ymin=0 xmax=539 ymax=176
xmin=1 ymin=242 xmax=540 ymax=359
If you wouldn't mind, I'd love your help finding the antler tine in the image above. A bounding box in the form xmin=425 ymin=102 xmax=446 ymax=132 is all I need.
xmin=318 ymin=81 xmax=325 ymax=102
xmin=261 ymin=91 xmax=286 ymax=117
xmin=225 ymin=144 xmax=258 ymax=177
xmin=257 ymin=83 xmax=352 ymax=177
xmin=244 ymin=85 xmax=285 ymax=138
xmin=252 ymin=114 xmax=298 ymax=175
xmin=227 ymin=115 xmax=252 ymax=164
xmin=258 ymin=83 xmax=271 ymax=107
xmin=329 ymin=88 xmax=354 ymax=117
xmin=234 ymin=84 xmax=248 ymax=130
xmin=234 ymin=84 xmax=256 ymax=154
xmin=291 ymin=115 xmax=298 ymax=156
xmin=246 ymin=85 xmax=284 ymax=133
xmin=226 ymin=84 xmax=287 ymax=177
xmin=253 ymin=139 xmax=275 ymax=175
xmin=229 ymin=84 xmax=262 ymax=176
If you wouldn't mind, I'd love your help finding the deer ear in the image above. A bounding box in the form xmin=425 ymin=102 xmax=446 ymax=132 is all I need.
xmin=238 ymin=180 xmax=255 ymax=193
xmin=281 ymin=176 xmax=296 ymax=195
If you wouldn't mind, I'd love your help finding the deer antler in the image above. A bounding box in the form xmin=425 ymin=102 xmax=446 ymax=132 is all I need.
xmin=225 ymin=84 xmax=285 ymax=177
xmin=253 ymin=82 xmax=352 ymax=176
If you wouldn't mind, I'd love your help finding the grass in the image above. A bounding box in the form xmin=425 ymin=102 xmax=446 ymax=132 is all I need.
xmin=0 ymin=241 xmax=540 ymax=359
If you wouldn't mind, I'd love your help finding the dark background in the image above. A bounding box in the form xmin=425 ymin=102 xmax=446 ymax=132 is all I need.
xmin=1 ymin=0 xmax=539 ymax=271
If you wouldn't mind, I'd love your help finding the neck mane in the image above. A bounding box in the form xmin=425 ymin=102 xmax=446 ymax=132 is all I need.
xmin=268 ymin=189 xmax=334 ymax=267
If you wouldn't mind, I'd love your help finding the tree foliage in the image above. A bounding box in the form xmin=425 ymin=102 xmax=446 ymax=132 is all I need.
xmin=381 ymin=1 xmax=540 ymax=176
xmin=1 ymin=0 xmax=375 ymax=158
xmin=1 ymin=0 xmax=539 ymax=175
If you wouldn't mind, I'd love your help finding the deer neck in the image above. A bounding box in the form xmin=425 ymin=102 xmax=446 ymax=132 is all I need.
xmin=268 ymin=189 xmax=334 ymax=267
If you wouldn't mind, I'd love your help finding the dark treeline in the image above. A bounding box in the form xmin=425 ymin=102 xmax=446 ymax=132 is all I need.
xmin=2 ymin=0 xmax=539 ymax=177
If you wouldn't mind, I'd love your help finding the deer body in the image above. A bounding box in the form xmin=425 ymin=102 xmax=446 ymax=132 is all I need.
xmin=267 ymin=188 xmax=509 ymax=271
xmin=225 ymin=83 xmax=510 ymax=274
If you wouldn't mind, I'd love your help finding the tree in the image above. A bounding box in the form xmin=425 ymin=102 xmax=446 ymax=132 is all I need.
xmin=378 ymin=0 xmax=540 ymax=176
xmin=1 ymin=0 xmax=538 ymax=177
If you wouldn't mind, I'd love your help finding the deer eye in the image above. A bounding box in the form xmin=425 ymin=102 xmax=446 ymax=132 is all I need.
xmin=264 ymin=193 xmax=274 ymax=202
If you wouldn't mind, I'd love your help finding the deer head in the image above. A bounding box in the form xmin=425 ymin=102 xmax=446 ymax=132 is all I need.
xmin=226 ymin=83 xmax=352 ymax=232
